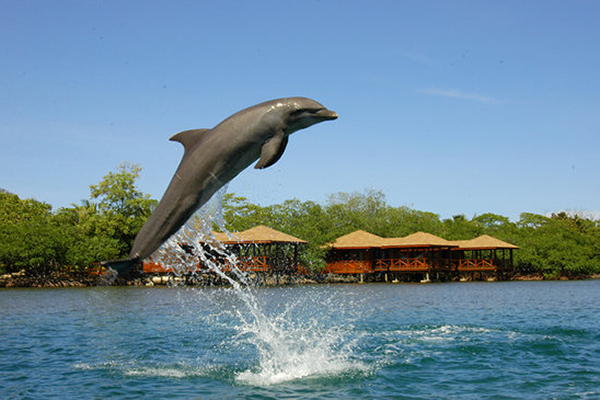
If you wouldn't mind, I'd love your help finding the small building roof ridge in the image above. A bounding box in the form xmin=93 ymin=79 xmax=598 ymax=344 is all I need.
xmin=452 ymin=234 xmax=519 ymax=249
xmin=230 ymin=225 xmax=307 ymax=244
xmin=382 ymin=231 xmax=456 ymax=248
xmin=328 ymin=230 xmax=385 ymax=249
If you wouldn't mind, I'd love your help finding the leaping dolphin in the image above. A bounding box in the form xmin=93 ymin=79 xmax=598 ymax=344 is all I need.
xmin=102 ymin=97 xmax=338 ymax=276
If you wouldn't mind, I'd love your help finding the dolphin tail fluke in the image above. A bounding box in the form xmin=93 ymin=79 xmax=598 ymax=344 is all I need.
xmin=101 ymin=258 xmax=141 ymax=277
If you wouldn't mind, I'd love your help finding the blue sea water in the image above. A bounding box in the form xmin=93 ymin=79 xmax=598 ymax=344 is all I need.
xmin=1 ymin=281 xmax=599 ymax=399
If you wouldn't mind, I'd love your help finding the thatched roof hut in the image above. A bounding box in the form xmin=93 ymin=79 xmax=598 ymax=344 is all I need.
xmin=219 ymin=225 xmax=307 ymax=244
xmin=327 ymin=230 xmax=385 ymax=249
xmin=452 ymin=235 xmax=519 ymax=250
xmin=382 ymin=232 xmax=457 ymax=248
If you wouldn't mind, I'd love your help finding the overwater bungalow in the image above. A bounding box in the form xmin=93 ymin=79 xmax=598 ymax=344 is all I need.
xmin=143 ymin=225 xmax=307 ymax=276
xmin=323 ymin=230 xmax=384 ymax=274
xmin=324 ymin=230 xmax=519 ymax=281
xmin=377 ymin=232 xmax=457 ymax=275
xmin=220 ymin=225 xmax=307 ymax=274
xmin=450 ymin=235 xmax=519 ymax=279
xmin=142 ymin=225 xmax=519 ymax=282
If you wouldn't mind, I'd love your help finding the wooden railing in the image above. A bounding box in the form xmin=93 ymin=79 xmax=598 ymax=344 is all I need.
xmin=453 ymin=259 xmax=495 ymax=271
xmin=142 ymin=256 xmax=271 ymax=274
xmin=234 ymin=256 xmax=269 ymax=272
xmin=324 ymin=260 xmax=371 ymax=274
xmin=375 ymin=258 xmax=431 ymax=272
xmin=100 ymin=257 xmax=505 ymax=277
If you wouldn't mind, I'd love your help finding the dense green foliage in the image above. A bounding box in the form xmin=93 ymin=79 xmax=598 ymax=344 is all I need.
xmin=1 ymin=170 xmax=598 ymax=279
xmin=222 ymin=190 xmax=600 ymax=277
xmin=0 ymin=163 xmax=156 ymax=274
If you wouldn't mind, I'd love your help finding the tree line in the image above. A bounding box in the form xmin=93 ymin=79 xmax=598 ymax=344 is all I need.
xmin=1 ymin=164 xmax=599 ymax=279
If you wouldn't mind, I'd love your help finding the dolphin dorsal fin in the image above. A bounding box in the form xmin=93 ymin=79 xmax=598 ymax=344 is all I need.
xmin=170 ymin=129 xmax=210 ymax=154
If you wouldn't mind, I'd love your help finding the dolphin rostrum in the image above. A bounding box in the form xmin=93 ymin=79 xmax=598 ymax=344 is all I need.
xmin=103 ymin=97 xmax=338 ymax=276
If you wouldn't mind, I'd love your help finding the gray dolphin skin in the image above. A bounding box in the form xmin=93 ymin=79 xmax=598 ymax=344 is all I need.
xmin=102 ymin=97 xmax=338 ymax=276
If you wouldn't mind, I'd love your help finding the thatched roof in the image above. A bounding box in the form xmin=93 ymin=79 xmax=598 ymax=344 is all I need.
xmin=452 ymin=235 xmax=519 ymax=250
xmin=327 ymin=230 xmax=384 ymax=249
xmin=212 ymin=231 xmax=230 ymax=243
xmin=220 ymin=225 xmax=307 ymax=244
xmin=382 ymin=232 xmax=457 ymax=248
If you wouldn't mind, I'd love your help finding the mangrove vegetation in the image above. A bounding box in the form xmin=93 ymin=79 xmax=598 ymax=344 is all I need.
xmin=1 ymin=164 xmax=599 ymax=281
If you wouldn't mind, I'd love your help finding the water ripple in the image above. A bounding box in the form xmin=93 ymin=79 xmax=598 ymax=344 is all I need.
xmin=1 ymin=282 xmax=600 ymax=398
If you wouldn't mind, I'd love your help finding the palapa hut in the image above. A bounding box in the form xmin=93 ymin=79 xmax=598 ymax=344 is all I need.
xmin=324 ymin=230 xmax=519 ymax=281
xmin=143 ymin=225 xmax=520 ymax=282
xmin=143 ymin=225 xmax=307 ymax=275
xmin=221 ymin=225 xmax=307 ymax=274
xmin=324 ymin=230 xmax=384 ymax=274
xmin=450 ymin=235 xmax=519 ymax=276
xmin=377 ymin=232 xmax=457 ymax=274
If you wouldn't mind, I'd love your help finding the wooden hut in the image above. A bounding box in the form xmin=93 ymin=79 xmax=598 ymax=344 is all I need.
xmin=324 ymin=230 xmax=384 ymax=274
xmin=143 ymin=226 xmax=307 ymax=275
xmin=451 ymin=235 xmax=519 ymax=276
xmin=324 ymin=230 xmax=519 ymax=281
xmin=221 ymin=225 xmax=307 ymax=273
xmin=377 ymin=232 xmax=457 ymax=274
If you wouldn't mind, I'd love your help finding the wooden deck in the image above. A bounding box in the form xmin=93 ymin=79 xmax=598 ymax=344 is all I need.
xmin=325 ymin=255 xmax=512 ymax=276
xmin=143 ymin=256 xmax=271 ymax=274
xmin=224 ymin=256 xmax=270 ymax=272
xmin=453 ymin=258 xmax=496 ymax=271
xmin=323 ymin=260 xmax=371 ymax=274
xmin=324 ymin=230 xmax=517 ymax=279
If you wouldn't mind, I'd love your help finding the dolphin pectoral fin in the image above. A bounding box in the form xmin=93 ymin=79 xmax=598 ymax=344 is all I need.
xmin=254 ymin=133 xmax=288 ymax=169
xmin=170 ymin=129 xmax=210 ymax=156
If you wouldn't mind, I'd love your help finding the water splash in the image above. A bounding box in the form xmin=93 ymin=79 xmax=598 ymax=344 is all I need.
xmin=148 ymin=186 xmax=362 ymax=385
xmin=152 ymin=186 xmax=247 ymax=286
xmin=234 ymin=300 xmax=359 ymax=385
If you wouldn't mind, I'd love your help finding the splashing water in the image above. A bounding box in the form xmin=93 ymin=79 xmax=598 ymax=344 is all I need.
xmin=152 ymin=186 xmax=249 ymax=288
xmin=149 ymin=187 xmax=363 ymax=385
xmin=233 ymin=299 xmax=360 ymax=386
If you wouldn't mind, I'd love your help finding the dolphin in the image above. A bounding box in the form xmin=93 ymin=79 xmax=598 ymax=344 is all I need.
xmin=102 ymin=97 xmax=338 ymax=276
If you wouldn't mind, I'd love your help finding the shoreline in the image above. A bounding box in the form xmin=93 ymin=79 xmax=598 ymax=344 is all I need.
xmin=1 ymin=270 xmax=599 ymax=288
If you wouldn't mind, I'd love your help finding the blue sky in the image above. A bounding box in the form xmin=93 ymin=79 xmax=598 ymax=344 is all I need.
xmin=1 ymin=0 xmax=599 ymax=221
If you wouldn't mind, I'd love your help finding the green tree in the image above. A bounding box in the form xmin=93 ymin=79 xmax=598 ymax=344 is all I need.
xmin=222 ymin=193 xmax=265 ymax=232
xmin=54 ymin=201 xmax=122 ymax=266
xmin=472 ymin=213 xmax=511 ymax=230
xmin=442 ymin=214 xmax=483 ymax=240
xmin=324 ymin=189 xmax=390 ymax=236
xmin=512 ymin=212 xmax=600 ymax=278
xmin=0 ymin=192 xmax=68 ymax=274
xmin=384 ymin=207 xmax=442 ymax=238
xmin=262 ymin=199 xmax=333 ymax=271
xmin=202 ymin=188 xmax=600 ymax=279
xmin=88 ymin=162 xmax=157 ymax=256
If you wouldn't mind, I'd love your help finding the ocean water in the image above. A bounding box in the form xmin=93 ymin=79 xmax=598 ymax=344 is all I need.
xmin=1 ymin=281 xmax=599 ymax=399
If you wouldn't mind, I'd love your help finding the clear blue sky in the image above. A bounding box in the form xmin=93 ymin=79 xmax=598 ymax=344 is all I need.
xmin=1 ymin=0 xmax=599 ymax=221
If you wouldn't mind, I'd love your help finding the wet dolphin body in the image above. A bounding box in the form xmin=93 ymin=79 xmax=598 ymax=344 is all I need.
xmin=103 ymin=97 xmax=338 ymax=276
